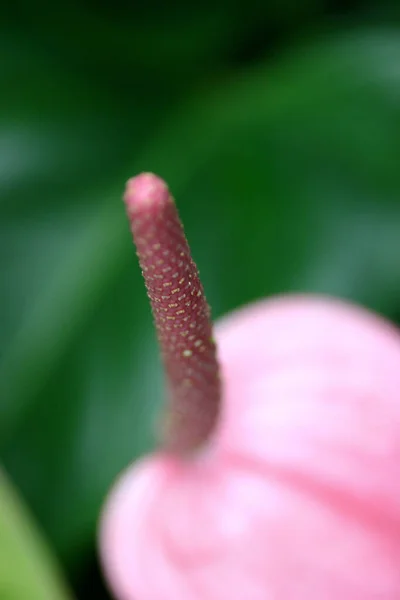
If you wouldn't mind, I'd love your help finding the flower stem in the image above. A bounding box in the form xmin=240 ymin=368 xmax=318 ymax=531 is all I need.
xmin=124 ymin=173 xmax=221 ymax=453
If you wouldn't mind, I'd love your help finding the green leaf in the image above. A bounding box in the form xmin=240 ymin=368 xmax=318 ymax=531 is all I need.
xmin=3 ymin=0 xmax=320 ymax=78
xmin=134 ymin=28 xmax=400 ymax=319
xmin=2 ymin=27 xmax=400 ymax=567
xmin=0 ymin=468 xmax=73 ymax=600
xmin=0 ymin=29 xmax=153 ymax=441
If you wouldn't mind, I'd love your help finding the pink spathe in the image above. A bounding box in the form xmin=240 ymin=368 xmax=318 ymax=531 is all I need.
xmin=100 ymin=295 xmax=400 ymax=599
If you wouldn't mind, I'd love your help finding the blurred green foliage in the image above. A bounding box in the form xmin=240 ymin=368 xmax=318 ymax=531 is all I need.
xmin=0 ymin=469 xmax=73 ymax=599
xmin=1 ymin=0 xmax=400 ymax=597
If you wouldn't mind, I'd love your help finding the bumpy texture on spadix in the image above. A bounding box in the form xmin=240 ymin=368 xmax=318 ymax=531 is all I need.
xmin=124 ymin=173 xmax=221 ymax=453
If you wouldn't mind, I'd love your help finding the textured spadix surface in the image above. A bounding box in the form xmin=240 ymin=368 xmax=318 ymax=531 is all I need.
xmin=101 ymin=295 xmax=400 ymax=600
xmin=124 ymin=173 xmax=220 ymax=452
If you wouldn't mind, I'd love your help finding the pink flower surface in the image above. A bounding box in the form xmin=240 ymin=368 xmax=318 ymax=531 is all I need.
xmin=100 ymin=294 xmax=400 ymax=600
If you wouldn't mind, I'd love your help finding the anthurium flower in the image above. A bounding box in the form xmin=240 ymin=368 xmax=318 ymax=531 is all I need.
xmin=100 ymin=174 xmax=400 ymax=600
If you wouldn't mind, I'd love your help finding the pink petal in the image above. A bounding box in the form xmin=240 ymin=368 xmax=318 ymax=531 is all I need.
xmin=100 ymin=295 xmax=400 ymax=600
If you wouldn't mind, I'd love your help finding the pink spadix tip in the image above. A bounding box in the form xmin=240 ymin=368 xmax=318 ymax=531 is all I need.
xmin=124 ymin=172 xmax=221 ymax=454
xmin=125 ymin=172 xmax=169 ymax=214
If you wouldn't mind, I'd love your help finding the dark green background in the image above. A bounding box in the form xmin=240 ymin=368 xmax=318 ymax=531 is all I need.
xmin=1 ymin=0 xmax=400 ymax=597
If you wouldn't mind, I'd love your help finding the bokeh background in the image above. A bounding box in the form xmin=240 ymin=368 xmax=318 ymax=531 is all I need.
xmin=1 ymin=0 xmax=400 ymax=598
